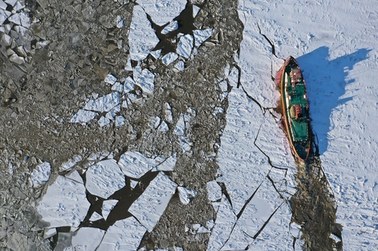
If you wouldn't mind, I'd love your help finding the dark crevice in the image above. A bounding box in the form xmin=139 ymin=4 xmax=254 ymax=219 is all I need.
xmin=256 ymin=23 xmax=277 ymax=58
xmin=142 ymin=1 xmax=197 ymax=56
xmin=253 ymin=125 xmax=288 ymax=171
xmin=267 ymin=174 xmax=286 ymax=201
xmin=236 ymin=182 xmax=263 ymax=219
xmin=79 ymin=171 xmax=158 ymax=230
xmin=218 ymin=180 xmax=264 ymax=251
xmin=217 ymin=181 xmax=233 ymax=208
xmin=243 ymin=202 xmax=283 ymax=250
xmin=253 ymin=202 xmax=283 ymax=239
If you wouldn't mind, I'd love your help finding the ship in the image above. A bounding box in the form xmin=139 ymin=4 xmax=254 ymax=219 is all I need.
xmin=275 ymin=56 xmax=311 ymax=164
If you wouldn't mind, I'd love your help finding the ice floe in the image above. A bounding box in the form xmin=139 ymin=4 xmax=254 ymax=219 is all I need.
xmin=206 ymin=196 xmax=237 ymax=251
xmin=177 ymin=186 xmax=197 ymax=205
xmin=161 ymin=52 xmax=179 ymax=65
xmin=37 ymin=174 xmax=90 ymax=228
xmin=30 ymin=162 xmax=51 ymax=188
xmin=136 ymin=0 xmax=187 ymax=25
xmin=118 ymin=151 xmax=158 ymax=179
xmin=206 ymin=181 xmax=222 ymax=202
xmin=161 ymin=20 xmax=179 ymax=35
xmin=128 ymin=5 xmax=159 ymax=61
xmin=85 ymin=159 xmax=125 ymax=199
xmin=96 ymin=217 xmax=146 ymax=251
xmin=69 ymin=227 xmax=105 ymax=251
xmin=70 ymin=109 xmax=97 ymax=124
xmin=176 ymin=34 xmax=194 ymax=59
xmin=129 ymin=172 xmax=177 ymax=232
xmin=59 ymin=155 xmax=82 ymax=172
xmin=193 ymin=29 xmax=213 ymax=47
xmin=84 ymin=92 xmax=120 ymax=113
xmin=102 ymin=199 xmax=118 ymax=220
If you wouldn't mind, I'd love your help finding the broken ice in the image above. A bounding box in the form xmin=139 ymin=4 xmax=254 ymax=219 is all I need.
xmin=129 ymin=172 xmax=177 ymax=232
xmin=30 ymin=162 xmax=51 ymax=188
xmin=176 ymin=34 xmax=194 ymax=59
xmin=86 ymin=159 xmax=125 ymax=199
xmin=37 ymin=174 xmax=90 ymax=228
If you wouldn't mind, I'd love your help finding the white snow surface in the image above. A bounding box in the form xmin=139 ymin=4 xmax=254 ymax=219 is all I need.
xmin=236 ymin=0 xmax=378 ymax=249
xmin=84 ymin=92 xmax=120 ymax=113
xmin=193 ymin=29 xmax=213 ymax=47
xmin=136 ymin=0 xmax=186 ymax=25
xmin=70 ymin=109 xmax=97 ymax=124
xmin=118 ymin=151 xmax=175 ymax=178
xmin=30 ymin=162 xmax=51 ymax=188
xmin=102 ymin=199 xmax=118 ymax=220
xmin=129 ymin=172 xmax=177 ymax=232
xmin=176 ymin=34 xmax=194 ymax=59
xmin=68 ymin=227 xmax=105 ymax=251
xmin=132 ymin=66 xmax=155 ymax=94
xmin=96 ymin=217 xmax=146 ymax=251
xmin=37 ymin=174 xmax=90 ymax=228
xmin=177 ymin=186 xmax=197 ymax=205
xmin=85 ymin=159 xmax=125 ymax=199
xmin=129 ymin=5 xmax=159 ymax=61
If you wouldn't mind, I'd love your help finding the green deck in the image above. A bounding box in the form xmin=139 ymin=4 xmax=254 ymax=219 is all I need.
xmin=285 ymin=67 xmax=309 ymax=143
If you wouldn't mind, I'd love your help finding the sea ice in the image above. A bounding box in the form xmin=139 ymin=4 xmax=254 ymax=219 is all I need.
xmin=176 ymin=34 xmax=194 ymax=59
xmin=69 ymin=227 xmax=105 ymax=251
xmin=128 ymin=5 xmax=159 ymax=61
xmin=83 ymin=92 xmax=120 ymax=113
xmin=30 ymin=162 xmax=51 ymax=188
xmin=129 ymin=172 xmax=177 ymax=232
xmin=118 ymin=151 xmax=158 ymax=179
xmin=136 ymin=0 xmax=187 ymax=25
xmin=37 ymin=174 xmax=90 ymax=228
xmin=177 ymin=186 xmax=197 ymax=205
xmin=86 ymin=159 xmax=125 ymax=199
xmin=161 ymin=52 xmax=179 ymax=65
xmin=96 ymin=217 xmax=147 ymax=251
xmin=70 ymin=109 xmax=97 ymax=124
xmin=102 ymin=199 xmax=118 ymax=220
xmin=193 ymin=29 xmax=213 ymax=47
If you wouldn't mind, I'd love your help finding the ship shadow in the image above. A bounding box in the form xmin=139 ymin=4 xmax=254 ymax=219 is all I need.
xmin=297 ymin=46 xmax=371 ymax=155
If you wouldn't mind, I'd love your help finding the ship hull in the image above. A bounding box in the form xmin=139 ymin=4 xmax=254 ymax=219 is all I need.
xmin=276 ymin=56 xmax=311 ymax=164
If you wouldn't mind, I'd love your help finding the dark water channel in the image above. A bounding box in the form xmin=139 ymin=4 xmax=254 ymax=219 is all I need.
xmin=290 ymin=145 xmax=343 ymax=250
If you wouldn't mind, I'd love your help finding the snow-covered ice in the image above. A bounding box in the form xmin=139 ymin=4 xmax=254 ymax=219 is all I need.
xmin=70 ymin=109 xmax=97 ymax=124
xmin=129 ymin=172 xmax=177 ymax=232
xmin=206 ymin=181 xmax=222 ymax=202
xmin=59 ymin=155 xmax=82 ymax=172
xmin=96 ymin=217 xmax=146 ymax=251
xmin=177 ymin=186 xmax=197 ymax=205
xmin=193 ymin=29 xmax=213 ymax=47
xmin=206 ymin=196 xmax=237 ymax=251
xmin=102 ymin=199 xmax=118 ymax=220
xmin=161 ymin=52 xmax=178 ymax=65
xmin=176 ymin=34 xmax=194 ymax=59
xmin=136 ymin=0 xmax=186 ymax=25
xmin=85 ymin=159 xmax=125 ymax=199
xmin=236 ymin=0 xmax=378 ymax=249
xmin=133 ymin=66 xmax=155 ymax=94
xmin=128 ymin=5 xmax=159 ymax=61
xmin=118 ymin=151 xmax=159 ymax=179
xmin=84 ymin=92 xmax=120 ymax=113
xmin=161 ymin=21 xmax=179 ymax=35
xmin=37 ymin=174 xmax=90 ymax=228
xmin=69 ymin=227 xmax=105 ymax=251
xmin=30 ymin=162 xmax=51 ymax=188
